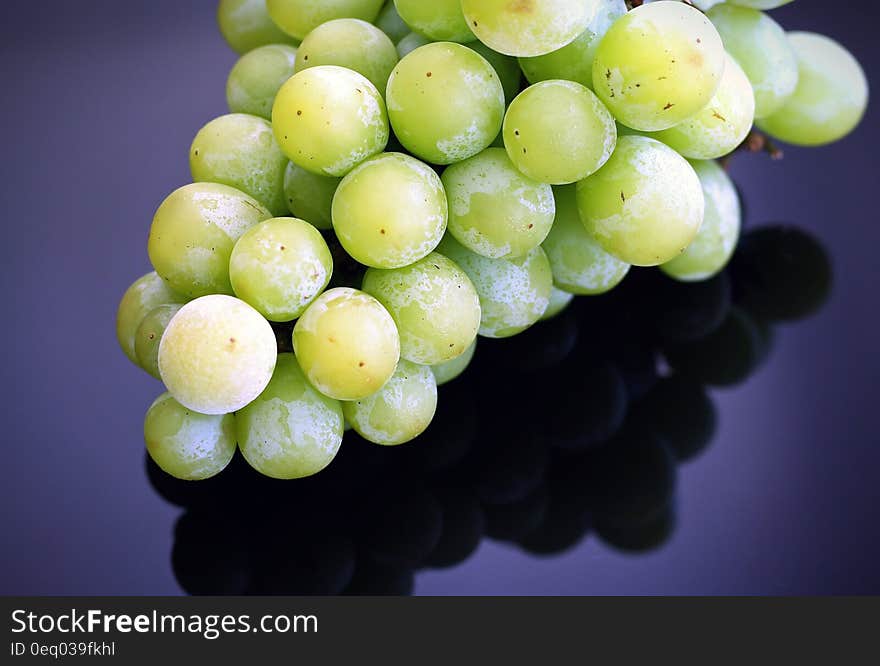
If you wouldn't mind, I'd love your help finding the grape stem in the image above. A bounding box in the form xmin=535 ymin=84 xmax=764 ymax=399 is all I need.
xmin=721 ymin=129 xmax=784 ymax=170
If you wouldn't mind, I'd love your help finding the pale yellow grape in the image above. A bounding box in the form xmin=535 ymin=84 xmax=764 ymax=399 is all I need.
xmin=144 ymin=393 xmax=237 ymax=481
xmin=218 ymin=0 xmax=297 ymax=54
xmin=518 ymin=0 xmax=626 ymax=90
xmin=758 ymin=32 xmax=869 ymax=147
xmin=375 ymin=2 xmax=410 ymax=44
xmin=431 ymin=339 xmax=477 ymax=385
xmin=190 ymin=113 xmax=288 ymax=216
xmin=237 ymin=354 xmax=344 ymax=479
xmin=396 ymin=32 xmax=430 ymax=59
xmin=576 ymin=135 xmax=704 ymax=267
xmin=650 ymin=53 xmax=755 ymax=160
xmin=272 ymin=65 xmax=389 ymax=177
xmin=503 ymin=80 xmax=617 ymax=184
xmin=229 ymin=217 xmax=333 ymax=322
xmin=226 ymin=44 xmax=298 ymax=120
xmin=135 ymin=304 xmax=183 ymax=380
xmin=116 ymin=271 xmax=187 ymax=365
xmin=362 ymin=252 xmax=481 ymax=365
xmin=283 ymin=163 xmax=340 ymax=230
xmin=707 ymin=4 xmax=798 ymax=119
xmin=292 ymin=288 xmax=400 ymax=400
xmin=460 ymin=0 xmax=601 ymax=58
xmin=332 ymin=152 xmax=447 ymax=268
xmin=467 ymin=41 xmax=522 ymax=105
xmin=662 ymin=160 xmax=741 ymax=282
xmin=385 ymin=42 xmax=504 ymax=165
xmin=442 ymin=147 xmax=554 ymax=259
xmin=592 ymin=1 xmax=725 ymax=131
xmin=343 ymin=359 xmax=437 ymax=446
xmin=159 ymin=295 xmax=277 ymax=415
xmin=148 ymin=183 xmax=271 ymax=298
xmin=295 ymin=19 xmax=398 ymax=94
xmin=541 ymin=287 xmax=574 ymax=321
xmin=438 ymin=235 xmax=552 ymax=339
xmin=266 ymin=0 xmax=385 ymax=40
xmin=393 ymin=0 xmax=474 ymax=43
xmin=542 ymin=184 xmax=630 ymax=295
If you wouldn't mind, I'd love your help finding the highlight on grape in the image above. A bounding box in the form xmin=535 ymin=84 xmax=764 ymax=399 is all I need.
xmin=119 ymin=0 xmax=868 ymax=481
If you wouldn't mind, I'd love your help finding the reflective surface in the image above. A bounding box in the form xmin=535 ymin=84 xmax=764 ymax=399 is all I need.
xmin=2 ymin=0 xmax=879 ymax=595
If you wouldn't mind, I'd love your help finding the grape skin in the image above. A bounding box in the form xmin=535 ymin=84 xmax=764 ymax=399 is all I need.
xmin=362 ymin=252 xmax=482 ymax=365
xmin=266 ymin=0 xmax=385 ymax=41
xmin=431 ymin=339 xmax=477 ymax=385
xmin=283 ymin=163 xmax=341 ymax=230
xmin=294 ymin=18 xmax=399 ymax=94
xmin=727 ymin=0 xmax=794 ymax=9
xmin=116 ymin=271 xmax=187 ymax=366
xmin=395 ymin=31 xmax=430 ymax=59
xmin=332 ymin=152 xmax=447 ymax=268
xmin=343 ymin=359 xmax=438 ymax=446
xmin=591 ymin=1 xmax=725 ymax=132
xmin=135 ymin=304 xmax=183 ymax=380
xmin=375 ymin=2 xmax=410 ymax=44
xmin=439 ymin=236 xmax=553 ymax=339
xmin=662 ymin=160 xmax=741 ymax=282
xmin=576 ymin=135 xmax=704 ymax=267
xmin=393 ymin=0 xmax=474 ymax=43
xmin=217 ymin=0 xmax=297 ymax=54
xmin=144 ymin=393 xmax=237 ymax=481
xmin=292 ymin=288 xmax=401 ymax=401
xmin=542 ymin=184 xmax=630 ymax=295
xmin=443 ymin=148 xmax=555 ymax=260
xmin=148 ymin=183 xmax=272 ymax=298
xmin=272 ymin=65 xmax=389 ymax=177
xmin=466 ymin=41 xmax=522 ymax=106
xmin=237 ymin=354 xmax=344 ymax=479
xmin=541 ymin=288 xmax=575 ymax=321
xmin=190 ymin=113 xmax=289 ymax=216
xmin=757 ymin=32 xmax=869 ymax=147
xmin=226 ymin=44 xmax=298 ymax=120
xmin=158 ymin=295 xmax=278 ymax=415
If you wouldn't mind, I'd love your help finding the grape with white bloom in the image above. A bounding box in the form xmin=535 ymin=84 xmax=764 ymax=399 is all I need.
xmin=393 ymin=0 xmax=474 ymax=43
xmin=226 ymin=44 xmax=298 ymax=120
xmin=135 ymin=304 xmax=183 ymax=380
xmin=431 ymin=339 xmax=477 ymax=385
xmin=218 ymin=0 xmax=296 ymax=54
xmin=541 ymin=288 xmax=575 ymax=321
xmin=116 ymin=272 xmax=187 ymax=366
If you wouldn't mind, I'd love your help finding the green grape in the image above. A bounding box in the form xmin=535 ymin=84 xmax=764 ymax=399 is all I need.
xmin=460 ymin=0 xmax=601 ymax=58
xmin=116 ymin=272 xmax=187 ymax=366
xmin=292 ymin=287 xmax=400 ymax=400
xmin=707 ymin=5 xmax=798 ymax=119
xmin=272 ymin=65 xmax=389 ymax=177
xmin=576 ymin=135 xmax=704 ymax=267
xmin=467 ymin=41 xmax=522 ymax=105
xmin=283 ymin=163 xmax=341 ymax=230
xmin=431 ymin=339 xmax=477 ymax=385
xmin=343 ymin=359 xmax=437 ymax=446
xmin=542 ymin=184 xmax=630 ymax=295
xmin=217 ymin=0 xmax=297 ymax=54
xmin=396 ymin=31 xmax=431 ymax=59
xmin=375 ymin=2 xmax=410 ymax=43
xmin=442 ymin=147 xmax=554 ymax=259
xmin=541 ymin=287 xmax=574 ymax=321
xmin=148 ymin=183 xmax=272 ymax=298
xmin=518 ymin=0 xmax=626 ymax=90
xmin=190 ymin=113 xmax=288 ymax=216
xmin=592 ymin=1 xmax=725 ymax=131
xmin=237 ymin=353 xmax=344 ymax=479
xmin=266 ymin=0 xmax=385 ymax=40
xmin=295 ymin=19 xmax=399 ymax=94
xmin=393 ymin=0 xmax=474 ymax=43
xmin=159 ymin=295 xmax=277 ymax=415
xmin=386 ymin=42 xmax=505 ymax=165
xmin=332 ymin=152 xmax=447 ymax=268
xmin=362 ymin=252 xmax=481 ymax=365
xmin=134 ymin=304 xmax=183 ymax=380
xmin=662 ymin=160 xmax=741 ymax=282
xmin=727 ymin=0 xmax=794 ymax=9
xmin=758 ymin=32 xmax=869 ymax=147
xmin=226 ymin=44 xmax=298 ymax=120
xmin=649 ymin=53 xmax=755 ymax=160
xmin=503 ymin=80 xmax=617 ymax=184
xmin=229 ymin=217 xmax=333 ymax=322
xmin=438 ymin=235 xmax=552 ymax=339
xmin=144 ymin=393 xmax=237 ymax=481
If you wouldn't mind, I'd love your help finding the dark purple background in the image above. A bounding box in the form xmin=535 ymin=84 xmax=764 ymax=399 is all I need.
xmin=1 ymin=0 xmax=878 ymax=595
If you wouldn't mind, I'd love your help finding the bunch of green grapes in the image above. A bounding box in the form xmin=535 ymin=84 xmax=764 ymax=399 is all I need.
xmin=117 ymin=0 xmax=868 ymax=483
